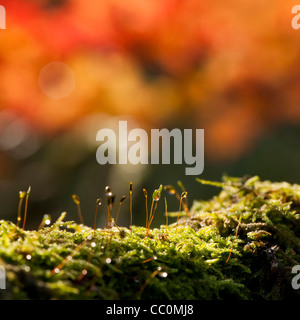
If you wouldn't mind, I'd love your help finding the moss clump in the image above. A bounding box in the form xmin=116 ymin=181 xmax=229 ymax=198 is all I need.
xmin=0 ymin=175 xmax=300 ymax=300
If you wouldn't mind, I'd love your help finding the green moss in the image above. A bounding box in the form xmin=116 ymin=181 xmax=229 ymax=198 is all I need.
xmin=0 ymin=175 xmax=300 ymax=299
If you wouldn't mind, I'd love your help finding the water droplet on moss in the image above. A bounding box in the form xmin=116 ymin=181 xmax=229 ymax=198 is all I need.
xmin=158 ymin=272 xmax=168 ymax=278
xmin=82 ymin=269 xmax=88 ymax=276
xmin=53 ymin=268 xmax=60 ymax=274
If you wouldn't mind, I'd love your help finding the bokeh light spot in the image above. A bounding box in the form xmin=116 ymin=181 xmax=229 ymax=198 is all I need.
xmin=38 ymin=62 xmax=76 ymax=99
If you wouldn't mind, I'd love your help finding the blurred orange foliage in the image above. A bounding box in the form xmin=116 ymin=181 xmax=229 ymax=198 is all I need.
xmin=1 ymin=0 xmax=300 ymax=161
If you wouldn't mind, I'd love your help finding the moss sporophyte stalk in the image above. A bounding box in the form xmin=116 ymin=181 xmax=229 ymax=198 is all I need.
xmin=0 ymin=175 xmax=300 ymax=299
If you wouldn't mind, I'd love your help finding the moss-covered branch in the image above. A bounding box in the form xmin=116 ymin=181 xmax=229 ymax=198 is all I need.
xmin=0 ymin=176 xmax=300 ymax=299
